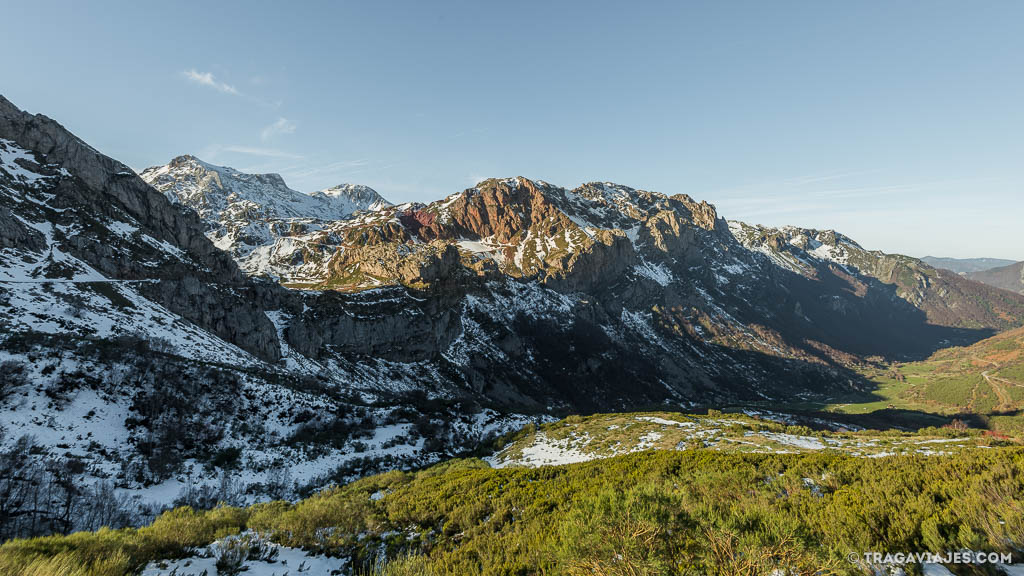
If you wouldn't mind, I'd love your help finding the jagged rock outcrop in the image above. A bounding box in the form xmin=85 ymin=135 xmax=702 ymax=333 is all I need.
xmin=293 ymin=288 xmax=463 ymax=361
xmin=0 ymin=205 xmax=45 ymax=249
xmin=8 ymin=92 xmax=1024 ymax=414
xmin=139 ymin=156 xmax=391 ymax=282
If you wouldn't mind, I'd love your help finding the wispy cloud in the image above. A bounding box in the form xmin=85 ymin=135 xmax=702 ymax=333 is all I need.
xmin=450 ymin=127 xmax=489 ymax=140
xmin=708 ymin=172 xmax=1000 ymax=228
xmin=223 ymin=146 xmax=303 ymax=160
xmin=288 ymin=159 xmax=377 ymax=180
xmin=708 ymin=170 xmax=881 ymax=198
xmin=260 ymin=118 xmax=296 ymax=142
xmin=182 ymin=69 xmax=238 ymax=95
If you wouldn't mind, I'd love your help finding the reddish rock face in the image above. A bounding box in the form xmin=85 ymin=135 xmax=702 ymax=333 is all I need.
xmin=179 ymin=172 xmax=733 ymax=291
xmin=398 ymin=209 xmax=438 ymax=236
xmin=318 ymin=177 xmax=727 ymax=289
xmin=404 ymin=178 xmax=574 ymax=245
xmin=447 ymin=180 xmax=534 ymax=242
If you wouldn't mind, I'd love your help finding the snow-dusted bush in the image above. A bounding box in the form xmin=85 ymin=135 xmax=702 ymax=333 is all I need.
xmin=212 ymin=532 xmax=279 ymax=575
xmin=0 ymin=360 xmax=28 ymax=400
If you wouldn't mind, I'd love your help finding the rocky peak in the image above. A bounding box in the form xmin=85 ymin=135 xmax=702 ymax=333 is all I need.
xmin=670 ymin=194 xmax=719 ymax=231
xmin=139 ymin=155 xmax=395 ymax=282
xmin=311 ymin=183 xmax=390 ymax=212
xmin=164 ymin=154 xmax=288 ymax=189
xmin=406 ymin=176 xmax=572 ymax=244
xmin=333 ymin=176 xmax=732 ymax=286
xmin=576 ymin=181 xmax=657 ymax=205
xmin=141 ymin=156 xmax=298 ymax=217
xmin=142 ymin=157 xmax=386 ymax=222
xmin=729 ymin=221 xmax=863 ymax=271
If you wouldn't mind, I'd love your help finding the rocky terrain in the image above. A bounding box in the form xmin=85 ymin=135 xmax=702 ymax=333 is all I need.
xmin=0 ymin=96 xmax=527 ymax=538
xmin=729 ymin=222 xmax=1024 ymax=332
xmin=140 ymin=155 xmax=390 ymax=282
xmin=4 ymin=93 xmax=1024 ymax=540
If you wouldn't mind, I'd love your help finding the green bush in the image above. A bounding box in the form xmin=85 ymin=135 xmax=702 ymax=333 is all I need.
xmin=3 ymin=450 xmax=1023 ymax=575
xmin=0 ymin=506 xmax=247 ymax=576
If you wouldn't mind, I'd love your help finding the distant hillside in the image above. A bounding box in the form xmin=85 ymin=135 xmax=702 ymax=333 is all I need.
xmin=921 ymin=256 xmax=1016 ymax=275
xmin=836 ymin=325 xmax=1024 ymax=434
xmin=969 ymin=260 xmax=1024 ymax=295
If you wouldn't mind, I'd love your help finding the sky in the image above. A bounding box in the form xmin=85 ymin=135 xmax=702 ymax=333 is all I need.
xmin=2 ymin=1 xmax=1022 ymax=260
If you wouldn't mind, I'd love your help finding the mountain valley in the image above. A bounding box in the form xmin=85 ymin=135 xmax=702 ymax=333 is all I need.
xmin=2 ymin=94 xmax=1024 ymax=574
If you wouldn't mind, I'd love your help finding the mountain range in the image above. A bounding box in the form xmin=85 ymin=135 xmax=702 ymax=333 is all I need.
xmin=921 ymin=255 xmax=1017 ymax=275
xmin=967 ymin=260 xmax=1024 ymax=295
xmin=4 ymin=93 xmax=1024 ymax=538
xmin=920 ymin=256 xmax=1024 ymax=296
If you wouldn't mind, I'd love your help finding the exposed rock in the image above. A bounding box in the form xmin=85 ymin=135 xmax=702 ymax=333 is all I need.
xmin=0 ymin=205 xmax=45 ymax=250
xmin=671 ymin=194 xmax=720 ymax=231
xmin=6 ymin=92 xmax=1024 ymax=416
xmin=397 ymin=244 xmax=461 ymax=287
xmin=0 ymin=95 xmax=281 ymax=362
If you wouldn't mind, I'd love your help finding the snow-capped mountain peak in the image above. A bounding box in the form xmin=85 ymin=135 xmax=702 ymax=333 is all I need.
xmin=139 ymin=156 xmax=391 ymax=279
xmin=311 ymin=183 xmax=391 ymax=212
xmin=140 ymin=156 xmax=383 ymax=221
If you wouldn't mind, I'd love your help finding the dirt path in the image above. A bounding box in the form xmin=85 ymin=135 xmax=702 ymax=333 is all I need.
xmin=968 ymin=379 xmax=980 ymax=412
xmin=989 ymin=373 xmax=1024 ymax=387
xmin=972 ymin=355 xmax=1022 ymax=409
xmin=982 ymin=369 xmax=1013 ymax=409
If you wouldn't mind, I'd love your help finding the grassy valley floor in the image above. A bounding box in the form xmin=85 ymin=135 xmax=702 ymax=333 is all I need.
xmin=736 ymin=327 xmax=1024 ymax=437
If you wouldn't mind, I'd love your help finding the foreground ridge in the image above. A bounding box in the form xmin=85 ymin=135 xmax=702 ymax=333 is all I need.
xmin=2 ymin=440 xmax=1021 ymax=575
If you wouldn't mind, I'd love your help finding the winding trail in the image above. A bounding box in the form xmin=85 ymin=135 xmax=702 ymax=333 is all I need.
xmin=982 ymin=369 xmax=1013 ymax=409
xmin=974 ymin=355 xmax=1023 ymax=410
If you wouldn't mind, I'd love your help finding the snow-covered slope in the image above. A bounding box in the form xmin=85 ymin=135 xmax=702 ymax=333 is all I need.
xmin=728 ymin=220 xmax=1024 ymax=331
xmin=0 ymin=98 xmax=527 ymax=538
xmin=141 ymin=155 xmax=388 ymax=221
xmin=312 ymin=182 xmax=391 ymax=213
xmin=727 ymin=221 xmax=862 ymax=275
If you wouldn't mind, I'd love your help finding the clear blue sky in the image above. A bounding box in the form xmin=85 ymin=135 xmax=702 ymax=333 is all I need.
xmin=3 ymin=1 xmax=1022 ymax=259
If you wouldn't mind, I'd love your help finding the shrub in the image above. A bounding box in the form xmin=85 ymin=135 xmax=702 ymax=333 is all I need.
xmin=3 ymin=450 xmax=1024 ymax=576
xmin=211 ymin=446 xmax=243 ymax=470
xmin=0 ymin=360 xmax=28 ymax=400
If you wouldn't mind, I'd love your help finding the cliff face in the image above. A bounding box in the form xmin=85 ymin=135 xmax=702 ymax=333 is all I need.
xmin=730 ymin=221 xmax=1024 ymax=332
xmin=135 ymin=152 xmax=1024 ymax=348
xmin=0 ymin=95 xmax=281 ymax=362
